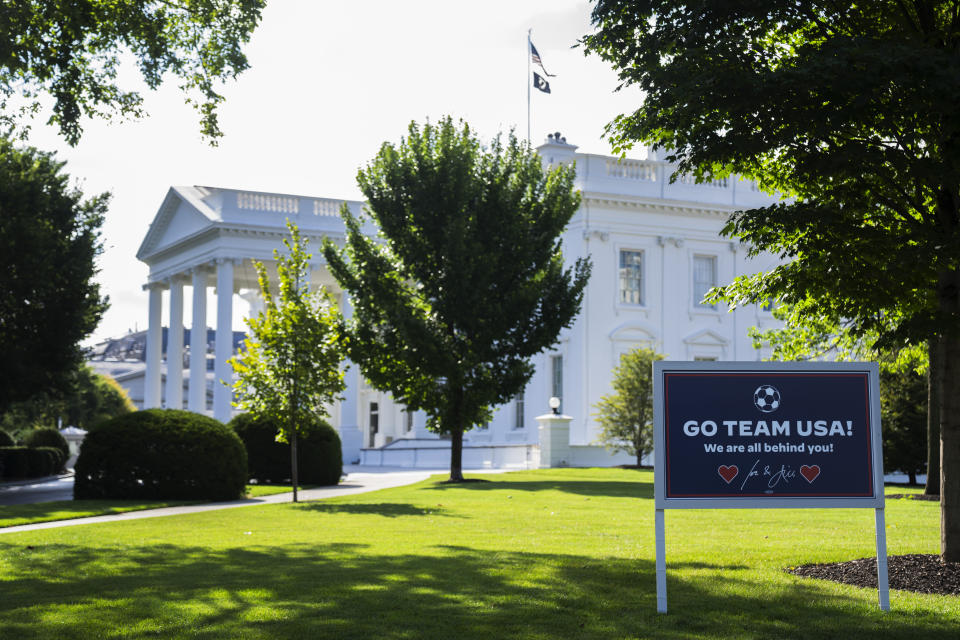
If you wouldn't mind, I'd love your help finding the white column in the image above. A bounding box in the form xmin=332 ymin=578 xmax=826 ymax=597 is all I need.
xmin=144 ymin=283 xmax=164 ymax=408
xmin=338 ymin=291 xmax=363 ymax=463
xmin=189 ymin=267 xmax=209 ymax=412
xmin=165 ymin=276 xmax=185 ymax=409
xmin=213 ymin=259 xmax=235 ymax=422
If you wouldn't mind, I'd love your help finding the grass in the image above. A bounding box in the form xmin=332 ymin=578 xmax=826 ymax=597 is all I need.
xmin=0 ymin=468 xmax=955 ymax=639
xmin=0 ymin=499 xmax=195 ymax=529
xmin=0 ymin=485 xmax=305 ymax=528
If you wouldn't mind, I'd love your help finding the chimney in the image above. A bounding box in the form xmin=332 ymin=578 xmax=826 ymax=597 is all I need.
xmin=536 ymin=131 xmax=578 ymax=168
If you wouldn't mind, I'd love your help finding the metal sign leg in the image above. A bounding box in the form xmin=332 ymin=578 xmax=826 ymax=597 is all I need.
xmin=656 ymin=508 xmax=667 ymax=613
xmin=874 ymin=507 xmax=890 ymax=611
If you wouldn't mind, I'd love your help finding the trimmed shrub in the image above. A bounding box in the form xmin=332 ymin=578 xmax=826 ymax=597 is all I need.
xmin=229 ymin=413 xmax=342 ymax=486
xmin=0 ymin=430 xmax=15 ymax=447
xmin=25 ymin=447 xmax=60 ymax=477
xmin=0 ymin=446 xmax=30 ymax=478
xmin=24 ymin=428 xmax=69 ymax=472
xmin=74 ymin=409 xmax=247 ymax=501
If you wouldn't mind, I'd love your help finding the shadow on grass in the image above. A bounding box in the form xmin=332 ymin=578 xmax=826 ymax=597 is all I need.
xmin=427 ymin=479 xmax=654 ymax=499
xmin=0 ymin=499 xmax=193 ymax=529
xmin=0 ymin=541 xmax=952 ymax=640
xmin=293 ymin=502 xmax=460 ymax=518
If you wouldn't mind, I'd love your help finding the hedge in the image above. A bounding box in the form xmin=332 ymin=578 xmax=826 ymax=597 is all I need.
xmin=0 ymin=430 xmax=15 ymax=447
xmin=229 ymin=413 xmax=342 ymax=486
xmin=74 ymin=409 xmax=247 ymax=501
xmin=24 ymin=429 xmax=69 ymax=472
xmin=0 ymin=447 xmax=30 ymax=478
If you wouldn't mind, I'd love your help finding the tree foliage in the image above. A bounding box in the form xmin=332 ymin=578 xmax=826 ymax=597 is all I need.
xmin=0 ymin=0 xmax=265 ymax=145
xmin=880 ymin=366 xmax=928 ymax=486
xmin=0 ymin=140 xmax=108 ymax=414
xmin=584 ymin=0 xmax=960 ymax=561
xmin=594 ymin=348 xmax=663 ymax=467
xmin=323 ymin=117 xmax=591 ymax=482
xmin=230 ymin=223 xmax=346 ymax=502
xmin=0 ymin=363 xmax=135 ymax=439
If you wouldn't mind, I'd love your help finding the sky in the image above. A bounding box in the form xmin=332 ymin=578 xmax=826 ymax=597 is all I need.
xmin=23 ymin=0 xmax=643 ymax=345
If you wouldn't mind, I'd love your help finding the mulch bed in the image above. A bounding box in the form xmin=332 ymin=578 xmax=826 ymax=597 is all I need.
xmin=787 ymin=554 xmax=960 ymax=596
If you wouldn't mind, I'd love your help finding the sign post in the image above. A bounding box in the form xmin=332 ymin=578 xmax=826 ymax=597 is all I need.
xmin=653 ymin=361 xmax=888 ymax=613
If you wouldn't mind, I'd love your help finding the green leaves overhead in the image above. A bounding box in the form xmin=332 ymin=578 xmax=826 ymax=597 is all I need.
xmin=0 ymin=1 xmax=265 ymax=144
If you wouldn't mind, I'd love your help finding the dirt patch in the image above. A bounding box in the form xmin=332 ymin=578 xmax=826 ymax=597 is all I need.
xmin=787 ymin=554 xmax=960 ymax=596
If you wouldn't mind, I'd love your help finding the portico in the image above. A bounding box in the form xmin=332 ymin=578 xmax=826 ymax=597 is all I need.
xmin=135 ymin=186 xmax=369 ymax=460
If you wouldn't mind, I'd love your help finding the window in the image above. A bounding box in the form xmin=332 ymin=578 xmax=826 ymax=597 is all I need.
xmin=619 ymin=250 xmax=644 ymax=305
xmin=694 ymin=356 xmax=717 ymax=361
xmin=514 ymin=391 xmax=525 ymax=430
xmin=760 ymin=298 xmax=776 ymax=313
xmin=368 ymin=402 xmax=379 ymax=447
xmin=693 ymin=255 xmax=717 ymax=308
xmin=551 ymin=355 xmax=563 ymax=413
xmin=405 ymin=410 xmax=414 ymax=433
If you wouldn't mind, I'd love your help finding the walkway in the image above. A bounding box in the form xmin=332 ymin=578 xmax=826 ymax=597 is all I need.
xmin=0 ymin=466 xmax=477 ymax=535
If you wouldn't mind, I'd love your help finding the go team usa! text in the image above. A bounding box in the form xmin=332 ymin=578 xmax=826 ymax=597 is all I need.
xmin=681 ymin=420 xmax=855 ymax=438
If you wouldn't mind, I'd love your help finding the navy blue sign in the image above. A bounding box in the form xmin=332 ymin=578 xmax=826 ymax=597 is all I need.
xmin=655 ymin=363 xmax=881 ymax=505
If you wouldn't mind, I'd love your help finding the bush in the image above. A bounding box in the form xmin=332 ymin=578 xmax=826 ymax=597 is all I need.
xmin=0 ymin=446 xmax=30 ymax=478
xmin=23 ymin=428 xmax=69 ymax=471
xmin=26 ymin=447 xmax=61 ymax=477
xmin=0 ymin=430 xmax=15 ymax=447
xmin=74 ymin=409 xmax=247 ymax=501
xmin=229 ymin=413 xmax=342 ymax=486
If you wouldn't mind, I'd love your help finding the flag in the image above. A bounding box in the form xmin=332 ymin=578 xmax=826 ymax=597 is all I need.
xmin=533 ymin=72 xmax=551 ymax=94
xmin=530 ymin=41 xmax=556 ymax=77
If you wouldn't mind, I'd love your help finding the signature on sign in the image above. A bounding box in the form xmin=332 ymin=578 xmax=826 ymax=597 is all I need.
xmin=715 ymin=461 xmax=821 ymax=491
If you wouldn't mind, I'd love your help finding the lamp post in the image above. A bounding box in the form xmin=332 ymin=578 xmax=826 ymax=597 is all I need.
xmin=549 ymin=396 xmax=561 ymax=415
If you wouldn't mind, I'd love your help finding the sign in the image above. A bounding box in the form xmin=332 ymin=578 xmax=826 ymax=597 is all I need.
xmin=656 ymin=364 xmax=883 ymax=507
xmin=652 ymin=361 xmax=888 ymax=612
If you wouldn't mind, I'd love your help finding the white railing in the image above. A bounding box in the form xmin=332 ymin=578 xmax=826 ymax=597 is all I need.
xmin=605 ymin=159 xmax=657 ymax=181
xmin=236 ymin=192 xmax=300 ymax=213
xmin=678 ymin=174 xmax=729 ymax=188
xmin=313 ymin=198 xmax=344 ymax=217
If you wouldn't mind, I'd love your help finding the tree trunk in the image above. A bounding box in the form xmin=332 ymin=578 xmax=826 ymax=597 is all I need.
xmin=926 ymin=336 xmax=942 ymax=495
xmin=449 ymin=428 xmax=464 ymax=482
xmin=291 ymin=427 xmax=299 ymax=503
xmin=939 ymin=269 xmax=960 ymax=562
xmin=909 ymin=470 xmax=917 ymax=487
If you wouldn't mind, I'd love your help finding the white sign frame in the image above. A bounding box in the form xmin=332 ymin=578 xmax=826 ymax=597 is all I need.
xmin=652 ymin=361 xmax=889 ymax=613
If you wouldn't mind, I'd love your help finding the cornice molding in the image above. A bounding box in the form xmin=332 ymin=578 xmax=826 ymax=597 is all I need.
xmin=580 ymin=192 xmax=735 ymax=219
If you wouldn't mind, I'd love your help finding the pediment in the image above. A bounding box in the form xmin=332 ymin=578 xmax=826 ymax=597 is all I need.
xmin=683 ymin=328 xmax=728 ymax=346
xmin=609 ymin=321 xmax=658 ymax=343
xmin=137 ymin=187 xmax=217 ymax=260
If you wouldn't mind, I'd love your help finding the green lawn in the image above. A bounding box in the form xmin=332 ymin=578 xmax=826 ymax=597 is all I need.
xmin=0 ymin=485 xmax=304 ymax=528
xmin=0 ymin=468 xmax=955 ymax=639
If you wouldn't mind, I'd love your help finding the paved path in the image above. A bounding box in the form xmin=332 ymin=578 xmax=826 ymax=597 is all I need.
xmin=0 ymin=466 xmax=499 ymax=535
xmin=0 ymin=473 xmax=76 ymax=505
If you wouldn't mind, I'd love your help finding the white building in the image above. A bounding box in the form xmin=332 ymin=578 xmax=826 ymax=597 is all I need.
xmin=134 ymin=134 xmax=781 ymax=468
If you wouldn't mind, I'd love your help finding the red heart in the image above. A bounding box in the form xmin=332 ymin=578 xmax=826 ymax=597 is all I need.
xmin=800 ymin=465 xmax=821 ymax=483
xmin=717 ymin=465 xmax=738 ymax=484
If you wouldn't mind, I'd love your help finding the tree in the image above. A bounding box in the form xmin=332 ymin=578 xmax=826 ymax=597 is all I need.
xmin=881 ymin=365 xmax=928 ymax=486
xmin=230 ymin=223 xmax=346 ymax=502
xmin=0 ymin=1 xmax=265 ymax=145
xmin=0 ymin=140 xmax=108 ymax=415
xmin=0 ymin=363 xmax=135 ymax=438
xmin=594 ymin=348 xmax=663 ymax=467
xmin=323 ymin=117 xmax=591 ymax=482
xmin=746 ymin=301 xmax=939 ymax=494
xmin=583 ymin=0 xmax=960 ymax=561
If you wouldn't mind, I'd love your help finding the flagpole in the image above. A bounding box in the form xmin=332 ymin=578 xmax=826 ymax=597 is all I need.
xmin=527 ymin=28 xmax=531 ymax=145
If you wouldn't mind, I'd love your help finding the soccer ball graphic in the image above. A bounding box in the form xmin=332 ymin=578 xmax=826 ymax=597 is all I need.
xmin=753 ymin=385 xmax=781 ymax=413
